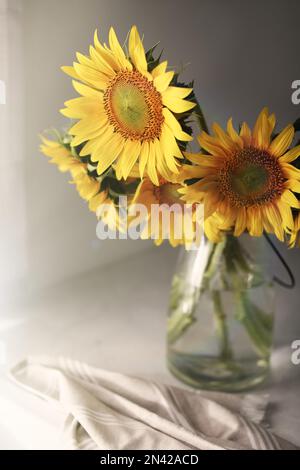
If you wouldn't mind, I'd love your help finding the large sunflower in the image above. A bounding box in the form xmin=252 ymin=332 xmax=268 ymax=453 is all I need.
xmin=130 ymin=177 xmax=194 ymax=247
xmin=179 ymin=108 xmax=300 ymax=241
xmin=61 ymin=26 xmax=195 ymax=185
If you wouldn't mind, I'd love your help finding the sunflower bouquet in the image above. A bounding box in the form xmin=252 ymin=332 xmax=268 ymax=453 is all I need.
xmin=41 ymin=26 xmax=300 ymax=390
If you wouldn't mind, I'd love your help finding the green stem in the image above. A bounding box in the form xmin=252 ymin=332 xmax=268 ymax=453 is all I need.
xmin=168 ymin=235 xmax=272 ymax=362
xmin=235 ymin=290 xmax=272 ymax=358
xmin=224 ymin=237 xmax=273 ymax=358
xmin=203 ymin=238 xmax=226 ymax=285
xmin=167 ymin=309 xmax=196 ymax=345
xmin=167 ymin=275 xmax=199 ymax=345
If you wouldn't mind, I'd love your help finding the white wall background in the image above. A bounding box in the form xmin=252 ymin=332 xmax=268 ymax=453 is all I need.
xmin=1 ymin=0 xmax=157 ymax=305
xmin=0 ymin=0 xmax=300 ymax=345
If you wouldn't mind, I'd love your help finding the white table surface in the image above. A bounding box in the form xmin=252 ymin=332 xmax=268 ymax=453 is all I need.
xmin=0 ymin=246 xmax=299 ymax=449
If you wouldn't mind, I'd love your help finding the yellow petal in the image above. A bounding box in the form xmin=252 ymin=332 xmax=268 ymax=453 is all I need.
xmin=119 ymin=139 xmax=141 ymax=180
xmin=72 ymin=174 xmax=100 ymax=201
xmin=234 ymin=208 xmax=247 ymax=236
xmin=147 ymin=142 xmax=159 ymax=185
xmin=73 ymin=62 xmax=108 ymax=90
xmin=204 ymin=215 xmax=224 ymax=243
xmin=154 ymin=139 xmax=173 ymax=181
xmin=96 ymin=133 xmax=124 ymax=174
xmin=90 ymin=44 xmax=119 ymax=73
xmin=94 ymin=29 xmax=103 ymax=52
xmin=247 ymin=207 xmax=263 ymax=237
xmin=159 ymin=130 xmax=180 ymax=174
xmin=184 ymin=151 xmax=212 ymax=165
xmin=162 ymin=108 xmax=192 ymax=142
xmin=264 ymin=204 xmax=284 ymax=241
xmin=281 ymin=163 xmax=300 ymax=179
xmin=72 ymin=80 xmax=103 ymax=98
xmin=62 ymin=96 xmax=103 ymax=118
xmin=212 ymin=122 xmax=238 ymax=153
xmin=114 ymin=153 xmax=124 ymax=180
xmin=128 ymin=25 xmax=141 ymax=60
xmin=252 ymin=107 xmax=268 ymax=144
xmin=154 ymin=71 xmax=174 ymax=93
xmin=128 ymin=25 xmax=148 ymax=74
xmin=160 ymin=123 xmax=183 ymax=163
xmin=204 ymin=193 xmax=220 ymax=219
xmin=191 ymin=179 xmax=218 ymax=193
xmin=79 ymin=138 xmax=98 ymax=156
xmin=70 ymin=116 xmax=105 ymax=137
xmin=108 ymin=27 xmax=132 ymax=70
xmin=269 ymin=124 xmax=294 ymax=157
xmin=281 ymin=189 xmax=300 ymax=208
xmin=40 ymin=136 xmax=61 ymax=148
xmin=71 ymin=126 xmax=106 ymax=147
xmin=61 ymin=66 xmax=81 ymax=81
xmin=93 ymin=30 xmax=121 ymax=70
xmin=76 ymin=52 xmax=99 ymax=70
xmin=279 ymin=145 xmax=300 ymax=163
xmin=162 ymin=86 xmax=193 ymax=100
xmin=178 ymin=164 xmax=213 ymax=181
xmin=162 ymin=95 xmax=196 ymax=113
xmin=198 ymin=131 xmax=228 ymax=157
xmin=151 ymin=61 xmax=168 ymax=79
xmin=240 ymin=121 xmax=252 ymax=146
xmin=254 ymin=112 xmax=271 ymax=149
xmin=186 ymin=153 xmax=219 ymax=168
xmin=285 ymin=179 xmax=300 ymax=193
xmin=227 ymin=118 xmax=243 ymax=147
xmin=89 ymin=191 xmax=108 ymax=213
xmin=268 ymin=113 xmax=276 ymax=134
xmin=139 ymin=141 xmax=149 ymax=178
xmin=277 ymin=199 xmax=294 ymax=230
xmin=60 ymin=108 xmax=77 ymax=118
xmin=89 ymin=127 xmax=115 ymax=161
xmin=261 ymin=208 xmax=274 ymax=234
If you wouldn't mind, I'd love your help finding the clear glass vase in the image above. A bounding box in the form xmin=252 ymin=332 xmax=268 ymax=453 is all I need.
xmin=167 ymin=234 xmax=275 ymax=392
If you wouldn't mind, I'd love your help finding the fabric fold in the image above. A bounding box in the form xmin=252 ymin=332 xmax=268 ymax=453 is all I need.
xmin=9 ymin=356 xmax=297 ymax=450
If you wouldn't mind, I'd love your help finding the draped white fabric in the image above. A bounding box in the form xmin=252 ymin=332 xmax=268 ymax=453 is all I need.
xmin=10 ymin=356 xmax=298 ymax=450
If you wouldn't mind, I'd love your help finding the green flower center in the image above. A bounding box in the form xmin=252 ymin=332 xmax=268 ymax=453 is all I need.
xmin=231 ymin=164 xmax=269 ymax=196
xmin=219 ymin=147 xmax=285 ymax=207
xmin=111 ymin=83 xmax=149 ymax=134
xmin=104 ymin=70 xmax=164 ymax=141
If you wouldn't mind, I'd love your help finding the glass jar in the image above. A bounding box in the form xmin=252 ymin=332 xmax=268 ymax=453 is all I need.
xmin=167 ymin=233 xmax=274 ymax=392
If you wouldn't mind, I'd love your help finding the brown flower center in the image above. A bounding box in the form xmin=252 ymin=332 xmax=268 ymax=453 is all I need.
xmin=103 ymin=70 xmax=164 ymax=141
xmin=219 ymin=147 xmax=285 ymax=207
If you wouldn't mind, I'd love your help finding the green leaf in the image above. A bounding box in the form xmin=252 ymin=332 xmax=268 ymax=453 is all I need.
xmin=293 ymin=117 xmax=300 ymax=133
xmin=145 ymin=43 xmax=163 ymax=72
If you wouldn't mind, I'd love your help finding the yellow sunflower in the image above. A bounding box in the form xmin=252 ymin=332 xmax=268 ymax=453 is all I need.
xmin=179 ymin=108 xmax=300 ymax=241
xmin=129 ymin=176 xmax=228 ymax=247
xmin=204 ymin=212 xmax=232 ymax=243
xmin=129 ymin=177 xmax=190 ymax=246
xmin=40 ymin=135 xmax=86 ymax=178
xmin=40 ymin=135 xmax=118 ymax=227
xmin=60 ymin=26 xmax=195 ymax=186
